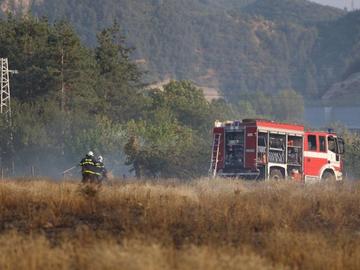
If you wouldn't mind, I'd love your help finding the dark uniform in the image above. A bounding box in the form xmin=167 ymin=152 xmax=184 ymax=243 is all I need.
xmin=79 ymin=154 xmax=97 ymax=183
xmin=95 ymin=157 xmax=107 ymax=183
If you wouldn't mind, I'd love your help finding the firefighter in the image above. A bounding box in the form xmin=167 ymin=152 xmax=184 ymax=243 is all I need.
xmin=79 ymin=151 xmax=97 ymax=183
xmin=95 ymin=155 xmax=108 ymax=183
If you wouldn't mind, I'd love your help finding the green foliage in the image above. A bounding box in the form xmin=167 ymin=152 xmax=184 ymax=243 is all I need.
xmin=234 ymin=89 xmax=304 ymax=122
xmin=0 ymin=16 xmax=142 ymax=176
xmin=237 ymin=100 xmax=257 ymax=118
xmin=124 ymin=117 xmax=197 ymax=178
xmin=329 ymin=124 xmax=360 ymax=178
xmin=209 ymin=98 xmax=242 ymax=121
xmin=65 ymin=115 xmax=125 ymax=158
xmin=124 ymin=81 xmax=216 ymax=178
xmin=313 ymin=10 xmax=360 ymax=95
xmin=345 ymin=136 xmax=360 ymax=178
xmin=0 ymin=16 xmax=97 ymax=111
xmin=243 ymin=0 xmax=343 ymax=24
xmin=95 ymin=22 xmax=147 ymax=122
xmin=47 ymin=21 xmax=98 ymax=111
xmin=273 ymin=89 xmax=304 ymax=122
xmin=149 ymin=81 xmax=211 ymax=129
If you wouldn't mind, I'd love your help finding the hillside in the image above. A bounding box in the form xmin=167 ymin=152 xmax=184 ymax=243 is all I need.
xmin=314 ymin=10 xmax=360 ymax=98
xmin=322 ymin=72 xmax=360 ymax=104
xmin=0 ymin=0 xmax=359 ymax=104
xmin=243 ymin=0 xmax=344 ymax=24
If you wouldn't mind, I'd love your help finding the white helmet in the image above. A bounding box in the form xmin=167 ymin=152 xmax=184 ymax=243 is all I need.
xmin=87 ymin=151 xmax=94 ymax=157
xmin=98 ymin=155 xmax=103 ymax=162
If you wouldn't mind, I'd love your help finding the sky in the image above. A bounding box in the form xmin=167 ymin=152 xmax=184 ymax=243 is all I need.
xmin=311 ymin=0 xmax=359 ymax=10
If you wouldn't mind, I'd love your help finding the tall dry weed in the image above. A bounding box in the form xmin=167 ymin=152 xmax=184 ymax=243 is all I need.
xmin=0 ymin=232 xmax=284 ymax=270
xmin=0 ymin=179 xmax=359 ymax=269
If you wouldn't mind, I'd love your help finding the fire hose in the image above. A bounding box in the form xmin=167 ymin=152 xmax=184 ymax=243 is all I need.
xmin=61 ymin=166 xmax=77 ymax=176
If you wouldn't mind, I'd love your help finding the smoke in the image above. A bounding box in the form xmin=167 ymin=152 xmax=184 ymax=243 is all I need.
xmin=7 ymin=148 xmax=132 ymax=180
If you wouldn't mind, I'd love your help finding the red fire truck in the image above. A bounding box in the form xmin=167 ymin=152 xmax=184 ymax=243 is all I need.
xmin=209 ymin=119 xmax=345 ymax=182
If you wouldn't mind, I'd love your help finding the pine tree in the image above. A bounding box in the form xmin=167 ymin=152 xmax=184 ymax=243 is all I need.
xmin=46 ymin=20 xmax=98 ymax=112
xmin=95 ymin=22 xmax=146 ymax=122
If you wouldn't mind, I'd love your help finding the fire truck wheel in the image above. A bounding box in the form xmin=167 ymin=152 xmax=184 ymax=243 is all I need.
xmin=270 ymin=169 xmax=284 ymax=181
xmin=321 ymin=171 xmax=336 ymax=182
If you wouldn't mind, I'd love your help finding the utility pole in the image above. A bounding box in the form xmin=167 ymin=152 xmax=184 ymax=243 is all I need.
xmin=0 ymin=58 xmax=17 ymax=176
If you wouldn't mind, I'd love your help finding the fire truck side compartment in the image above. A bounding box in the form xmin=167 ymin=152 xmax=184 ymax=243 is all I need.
xmin=245 ymin=126 xmax=257 ymax=169
xmin=268 ymin=133 xmax=286 ymax=164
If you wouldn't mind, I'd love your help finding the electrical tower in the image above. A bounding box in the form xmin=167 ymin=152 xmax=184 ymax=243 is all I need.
xmin=0 ymin=58 xmax=11 ymax=121
xmin=0 ymin=58 xmax=17 ymax=177
xmin=0 ymin=58 xmax=18 ymax=122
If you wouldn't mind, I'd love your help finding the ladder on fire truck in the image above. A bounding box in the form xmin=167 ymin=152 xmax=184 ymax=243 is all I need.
xmin=209 ymin=133 xmax=221 ymax=178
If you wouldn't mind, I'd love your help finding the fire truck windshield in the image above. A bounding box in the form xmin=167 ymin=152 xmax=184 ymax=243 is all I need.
xmin=338 ymin=138 xmax=345 ymax=154
xmin=328 ymin=136 xmax=338 ymax=153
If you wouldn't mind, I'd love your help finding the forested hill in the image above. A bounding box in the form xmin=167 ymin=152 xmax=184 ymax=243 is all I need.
xmin=1 ymin=0 xmax=360 ymax=104
xmin=243 ymin=0 xmax=343 ymax=24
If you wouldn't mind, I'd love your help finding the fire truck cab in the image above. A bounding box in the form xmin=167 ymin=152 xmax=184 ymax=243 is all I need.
xmin=209 ymin=119 xmax=345 ymax=182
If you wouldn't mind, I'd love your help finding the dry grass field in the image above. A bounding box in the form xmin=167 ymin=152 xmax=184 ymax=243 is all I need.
xmin=0 ymin=178 xmax=359 ymax=269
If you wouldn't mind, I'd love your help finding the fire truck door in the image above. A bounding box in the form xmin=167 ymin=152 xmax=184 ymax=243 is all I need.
xmin=304 ymin=134 xmax=327 ymax=177
xmin=245 ymin=127 xmax=257 ymax=169
xmin=327 ymin=135 xmax=341 ymax=171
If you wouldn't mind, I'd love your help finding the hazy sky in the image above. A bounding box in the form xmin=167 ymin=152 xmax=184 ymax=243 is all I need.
xmin=311 ymin=0 xmax=359 ymax=9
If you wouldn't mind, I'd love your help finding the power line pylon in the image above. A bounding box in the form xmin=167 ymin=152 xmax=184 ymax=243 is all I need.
xmin=0 ymin=58 xmax=18 ymax=122
xmin=0 ymin=58 xmax=11 ymax=121
xmin=0 ymin=58 xmax=17 ymax=177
